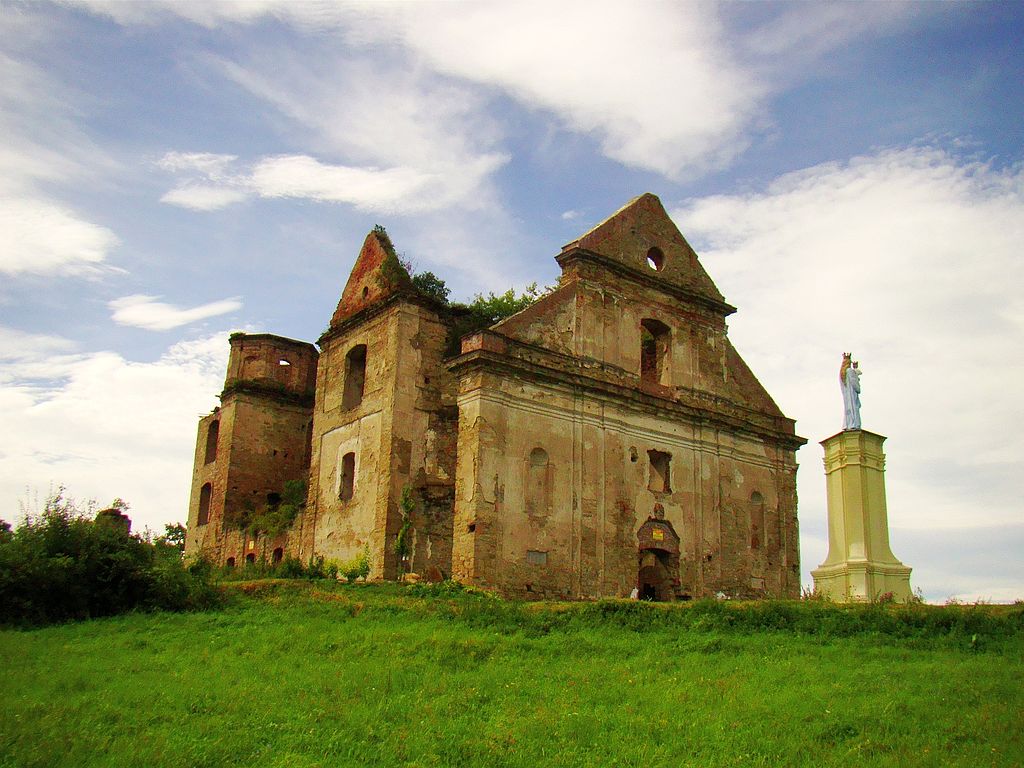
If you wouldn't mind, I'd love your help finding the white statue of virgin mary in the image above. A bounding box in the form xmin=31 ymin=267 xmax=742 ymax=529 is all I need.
xmin=840 ymin=353 xmax=862 ymax=430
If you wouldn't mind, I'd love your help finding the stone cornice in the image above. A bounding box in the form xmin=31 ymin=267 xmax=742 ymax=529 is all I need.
xmin=220 ymin=380 xmax=316 ymax=408
xmin=448 ymin=331 xmax=806 ymax=451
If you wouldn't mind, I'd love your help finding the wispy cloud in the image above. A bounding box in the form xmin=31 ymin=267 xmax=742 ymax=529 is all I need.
xmin=156 ymin=151 xmax=238 ymax=178
xmin=78 ymin=2 xmax=759 ymax=180
xmin=154 ymin=52 xmax=510 ymax=215
xmin=109 ymin=294 xmax=242 ymax=331
xmin=77 ymin=1 xmax=933 ymax=185
xmin=0 ymin=197 xmax=119 ymax=276
xmin=0 ymin=42 xmax=121 ymax=277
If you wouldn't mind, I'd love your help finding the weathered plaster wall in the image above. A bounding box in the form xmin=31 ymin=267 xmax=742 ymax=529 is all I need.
xmin=452 ymin=371 xmax=799 ymax=600
xmin=306 ymin=300 xmax=457 ymax=579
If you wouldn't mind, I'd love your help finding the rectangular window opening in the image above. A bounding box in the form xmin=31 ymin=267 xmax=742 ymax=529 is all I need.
xmin=648 ymin=450 xmax=672 ymax=493
xmin=343 ymin=345 xmax=367 ymax=410
xmin=339 ymin=452 xmax=355 ymax=502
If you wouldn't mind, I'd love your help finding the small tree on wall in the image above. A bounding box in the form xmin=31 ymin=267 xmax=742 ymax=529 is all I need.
xmin=394 ymin=486 xmax=416 ymax=575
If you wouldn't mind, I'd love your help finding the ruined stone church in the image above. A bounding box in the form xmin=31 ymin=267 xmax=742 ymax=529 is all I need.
xmin=185 ymin=194 xmax=806 ymax=599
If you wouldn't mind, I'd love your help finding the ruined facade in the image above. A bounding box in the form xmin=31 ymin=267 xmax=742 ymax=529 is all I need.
xmin=185 ymin=194 xmax=806 ymax=599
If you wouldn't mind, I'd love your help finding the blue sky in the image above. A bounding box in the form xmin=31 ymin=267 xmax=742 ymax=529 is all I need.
xmin=2 ymin=1 xmax=1022 ymax=602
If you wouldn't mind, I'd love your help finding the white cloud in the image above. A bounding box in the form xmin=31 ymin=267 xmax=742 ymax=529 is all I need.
xmin=160 ymin=184 xmax=250 ymax=211
xmin=0 ymin=327 xmax=80 ymax=382
xmin=0 ymin=196 xmax=119 ymax=276
xmin=0 ymin=329 xmax=227 ymax=531
xmin=109 ymin=294 xmax=242 ymax=331
xmin=250 ymin=155 xmax=431 ymax=210
xmin=673 ymin=146 xmax=1024 ymax=598
xmin=156 ymin=151 xmax=238 ymax=178
xmin=380 ymin=2 xmax=762 ymax=179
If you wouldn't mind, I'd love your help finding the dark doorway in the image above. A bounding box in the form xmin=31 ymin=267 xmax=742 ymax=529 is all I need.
xmin=636 ymin=516 xmax=682 ymax=601
xmin=638 ymin=549 xmax=675 ymax=601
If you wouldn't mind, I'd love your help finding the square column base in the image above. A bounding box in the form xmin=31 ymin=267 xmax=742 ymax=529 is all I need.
xmin=811 ymin=560 xmax=913 ymax=603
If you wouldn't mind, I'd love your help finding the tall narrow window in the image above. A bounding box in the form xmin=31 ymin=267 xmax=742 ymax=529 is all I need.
xmin=339 ymin=452 xmax=356 ymax=502
xmin=272 ymin=547 xmax=284 ymax=564
xmin=197 ymin=483 xmax=212 ymax=525
xmin=342 ymin=345 xmax=367 ymax=409
xmin=640 ymin=319 xmax=671 ymax=385
xmin=648 ymin=450 xmax=671 ymax=493
xmin=204 ymin=421 xmax=219 ymax=464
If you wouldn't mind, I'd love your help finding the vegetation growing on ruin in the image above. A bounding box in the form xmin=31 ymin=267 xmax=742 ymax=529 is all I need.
xmin=2 ymin=582 xmax=1021 ymax=767
xmin=368 ymin=225 xmax=553 ymax=353
xmin=373 ymin=224 xmax=413 ymax=291
xmin=0 ymin=489 xmax=218 ymax=626
xmin=443 ymin=283 xmax=552 ymax=356
xmin=411 ymin=270 xmax=451 ymax=304
xmin=393 ymin=486 xmax=416 ymax=570
xmin=228 ymin=479 xmax=307 ymax=537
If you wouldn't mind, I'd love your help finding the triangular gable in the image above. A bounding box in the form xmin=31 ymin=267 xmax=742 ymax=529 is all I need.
xmin=329 ymin=228 xmax=411 ymax=328
xmin=560 ymin=193 xmax=727 ymax=309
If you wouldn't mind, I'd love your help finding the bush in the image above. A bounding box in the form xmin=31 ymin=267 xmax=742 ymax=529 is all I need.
xmin=0 ymin=489 xmax=220 ymax=626
xmin=339 ymin=548 xmax=371 ymax=583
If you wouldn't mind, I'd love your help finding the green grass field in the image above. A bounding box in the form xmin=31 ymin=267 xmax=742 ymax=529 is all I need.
xmin=1 ymin=582 xmax=1021 ymax=767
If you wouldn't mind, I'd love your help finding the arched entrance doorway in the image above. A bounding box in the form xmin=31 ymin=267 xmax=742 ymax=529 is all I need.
xmin=636 ymin=515 xmax=681 ymax=601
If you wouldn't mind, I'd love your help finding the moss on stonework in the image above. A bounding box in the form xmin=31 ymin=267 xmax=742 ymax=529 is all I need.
xmin=373 ymin=225 xmax=412 ymax=292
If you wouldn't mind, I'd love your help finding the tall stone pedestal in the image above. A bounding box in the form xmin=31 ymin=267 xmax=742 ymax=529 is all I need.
xmin=811 ymin=430 xmax=912 ymax=602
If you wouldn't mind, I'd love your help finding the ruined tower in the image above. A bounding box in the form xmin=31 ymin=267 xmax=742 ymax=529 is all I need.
xmin=299 ymin=229 xmax=457 ymax=580
xmin=185 ymin=332 xmax=317 ymax=565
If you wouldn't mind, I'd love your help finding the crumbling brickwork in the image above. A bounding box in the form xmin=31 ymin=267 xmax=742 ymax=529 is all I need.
xmin=185 ymin=194 xmax=805 ymax=598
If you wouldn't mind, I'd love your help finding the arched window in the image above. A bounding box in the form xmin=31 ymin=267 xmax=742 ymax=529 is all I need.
xmin=272 ymin=547 xmax=284 ymax=564
xmin=245 ymin=553 xmax=256 ymax=564
xmin=204 ymin=421 xmax=219 ymax=464
xmin=197 ymin=483 xmax=212 ymax=526
xmin=226 ymin=557 xmax=235 ymax=568
xmin=339 ymin=451 xmax=356 ymax=502
xmin=640 ymin=319 xmax=671 ymax=385
xmin=526 ymin=447 xmax=551 ymax=517
xmin=343 ymin=345 xmax=367 ymax=409
xmin=750 ymin=491 xmax=765 ymax=550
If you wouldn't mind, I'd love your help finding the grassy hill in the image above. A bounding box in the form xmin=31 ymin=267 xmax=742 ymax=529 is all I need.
xmin=1 ymin=581 xmax=1021 ymax=767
